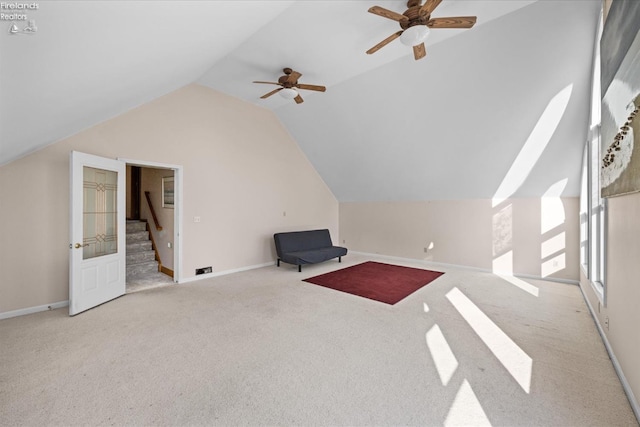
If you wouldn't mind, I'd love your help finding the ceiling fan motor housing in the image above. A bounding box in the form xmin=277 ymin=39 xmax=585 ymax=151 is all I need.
xmin=401 ymin=4 xmax=430 ymax=30
xmin=278 ymin=68 xmax=297 ymax=87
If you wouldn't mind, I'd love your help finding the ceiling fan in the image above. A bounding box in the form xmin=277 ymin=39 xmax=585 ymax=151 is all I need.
xmin=366 ymin=0 xmax=477 ymax=60
xmin=253 ymin=68 xmax=326 ymax=104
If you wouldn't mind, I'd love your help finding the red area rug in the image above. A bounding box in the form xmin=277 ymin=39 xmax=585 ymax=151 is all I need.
xmin=303 ymin=261 xmax=444 ymax=305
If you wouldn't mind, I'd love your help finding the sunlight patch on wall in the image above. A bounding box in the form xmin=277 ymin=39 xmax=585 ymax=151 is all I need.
xmin=540 ymin=178 xmax=567 ymax=277
xmin=541 ymin=179 xmax=567 ymax=234
xmin=496 ymin=273 xmax=539 ymax=297
xmin=492 ymin=251 xmax=513 ymax=275
xmin=426 ymin=324 xmax=458 ymax=386
xmin=492 ymin=203 xmax=513 ymax=274
xmin=444 ymin=379 xmax=492 ymax=427
xmin=492 ymin=85 xmax=573 ymax=207
xmin=446 ymin=287 xmax=532 ymax=393
xmin=541 ymin=232 xmax=566 ymax=259
xmin=541 ymin=253 xmax=566 ymax=277
xmin=423 ymin=241 xmax=435 ymax=261
xmin=492 ymin=204 xmax=512 ymax=256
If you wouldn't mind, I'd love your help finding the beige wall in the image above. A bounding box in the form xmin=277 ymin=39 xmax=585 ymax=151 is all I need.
xmin=140 ymin=167 xmax=174 ymax=270
xmin=580 ymin=192 xmax=640 ymax=411
xmin=0 ymin=84 xmax=338 ymax=313
xmin=340 ymin=197 xmax=579 ymax=281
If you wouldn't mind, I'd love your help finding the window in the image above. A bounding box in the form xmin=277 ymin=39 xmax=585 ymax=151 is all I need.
xmin=580 ymin=149 xmax=588 ymax=270
xmin=580 ymin=6 xmax=606 ymax=304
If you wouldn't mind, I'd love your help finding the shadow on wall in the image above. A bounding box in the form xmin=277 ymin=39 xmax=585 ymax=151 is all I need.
xmin=339 ymin=194 xmax=578 ymax=281
xmin=491 ymin=179 xmax=569 ymax=279
xmin=339 ymin=85 xmax=579 ymax=280
xmin=491 ymin=84 xmax=573 ymax=278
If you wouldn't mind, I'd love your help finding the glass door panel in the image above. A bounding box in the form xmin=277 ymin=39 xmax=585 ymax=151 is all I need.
xmin=83 ymin=166 xmax=118 ymax=260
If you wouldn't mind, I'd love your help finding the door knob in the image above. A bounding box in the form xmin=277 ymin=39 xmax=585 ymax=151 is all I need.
xmin=74 ymin=243 xmax=87 ymax=248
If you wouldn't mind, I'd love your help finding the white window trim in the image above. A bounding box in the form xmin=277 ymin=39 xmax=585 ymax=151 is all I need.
xmin=580 ymin=5 xmax=607 ymax=306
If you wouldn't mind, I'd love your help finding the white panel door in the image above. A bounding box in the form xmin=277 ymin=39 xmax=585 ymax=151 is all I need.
xmin=69 ymin=151 xmax=126 ymax=315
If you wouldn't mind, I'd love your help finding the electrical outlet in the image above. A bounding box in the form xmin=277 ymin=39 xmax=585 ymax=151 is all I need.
xmin=194 ymin=216 xmax=201 ymax=223
xmin=604 ymin=316 xmax=609 ymax=330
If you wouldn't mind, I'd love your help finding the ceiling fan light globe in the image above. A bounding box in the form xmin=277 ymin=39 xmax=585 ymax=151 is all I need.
xmin=400 ymin=25 xmax=430 ymax=46
xmin=279 ymin=88 xmax=298 ymax=99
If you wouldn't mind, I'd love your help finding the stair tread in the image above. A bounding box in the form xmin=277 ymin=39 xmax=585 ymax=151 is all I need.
xmin=126 ymin=260 xmax=159 ymax=276
xmin=127 ymin=247 xmax=152 ymax=254
xmin=125 ymin=220 xmax=157 ymax=276
xmin=128 ymin=260 xmax=157 ymax=266
xmin=127 ymin=258 xmax=155 ymax=262
xmin=126 ymin=233 xmax=149 ymax=237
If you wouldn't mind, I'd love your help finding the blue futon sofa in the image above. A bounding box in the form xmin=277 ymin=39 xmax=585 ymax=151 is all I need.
xmin=273 ymin=229 xmax=347 ymax=272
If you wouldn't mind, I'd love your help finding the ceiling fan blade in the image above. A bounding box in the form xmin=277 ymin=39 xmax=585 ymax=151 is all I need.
xmin=294 ymin=94 xmax=304 ymax=104
xmin=413 ymin=43 xmax=426 ymax=60
xmin=427 ymin=16 xmax=477 ymax=29
xmin=368 ymin=6 xmax=408 ymax=23
xmin=286 ymin=71 xmax=302 ymax=84
xmin=419 ymin=0 xmax=443 ymax=17
xmin=296 ymin=84 xmax=326 ymax=92
xmin=253 ymin=81 xmax=281 ymax=85
xmin=366 ymin=30 xmax=403 ymax=55
xmin=260 ymin=87 xmax=283 ymax=99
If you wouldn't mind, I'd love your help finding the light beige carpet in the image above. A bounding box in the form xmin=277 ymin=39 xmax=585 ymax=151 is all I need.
xmin=126 ymin=271 xmax=175 ymax=294
xmin=0 ymin=254 xmax=637 ymax=426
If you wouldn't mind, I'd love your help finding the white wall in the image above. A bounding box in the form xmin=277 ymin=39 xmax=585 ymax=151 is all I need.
xmin=341 ymin=197 xmax=579 ymax=281
xmin=0 ymin=84 xmax=338 ymax=314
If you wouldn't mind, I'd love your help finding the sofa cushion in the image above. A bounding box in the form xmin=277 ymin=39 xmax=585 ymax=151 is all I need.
xmin=274 ymin=229 xmax=334 ymax=256
xmin=281 ymin=246 xmax=348 ymax=266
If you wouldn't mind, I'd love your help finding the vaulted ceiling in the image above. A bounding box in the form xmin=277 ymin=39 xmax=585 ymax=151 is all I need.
xmin=0 ymin=1 xmax=601 ymax=201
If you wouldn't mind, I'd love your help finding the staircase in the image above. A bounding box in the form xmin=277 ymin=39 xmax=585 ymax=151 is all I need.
xmin=126 ymin=220 xmax=159 ymax=280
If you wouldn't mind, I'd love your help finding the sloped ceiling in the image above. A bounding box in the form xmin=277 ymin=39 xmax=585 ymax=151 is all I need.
xmin=0 ymin=0 xmax=600 ymax=201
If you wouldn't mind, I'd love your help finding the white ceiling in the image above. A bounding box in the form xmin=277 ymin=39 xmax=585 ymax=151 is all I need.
xmin=0 ymin=0 xmax=600 ymax=201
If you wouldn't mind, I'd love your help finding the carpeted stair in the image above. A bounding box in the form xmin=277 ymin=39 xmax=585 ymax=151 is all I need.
xmin=126 ymin=220 xmax=158 ymax=279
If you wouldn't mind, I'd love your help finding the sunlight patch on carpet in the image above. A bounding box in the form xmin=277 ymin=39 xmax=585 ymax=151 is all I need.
xmin=444 ymin=379 xmax=492 ymax=427
xmin=426 ymin=324 xmax=458 ymax=386
xmin=446 ymin=287 xmax=532 ymax=393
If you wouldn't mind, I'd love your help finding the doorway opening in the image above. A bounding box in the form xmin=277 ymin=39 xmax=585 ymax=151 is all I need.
xmin=122 ymin=159 xmax=183 ymax=293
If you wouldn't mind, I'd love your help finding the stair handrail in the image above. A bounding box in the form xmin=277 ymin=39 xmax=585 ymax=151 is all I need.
xmin=144 ymin=191 xmax=163 ymax=231
xmin=144 ymin=220 xmax=163 ymax=273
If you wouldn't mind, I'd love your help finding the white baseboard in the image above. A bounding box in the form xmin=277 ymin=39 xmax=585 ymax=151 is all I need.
xmin=179 ymin=261 xmax=276 ymax=284
xmin=350 ymin=251 xmax=579 ymax=285
xmin=578 ymin=285 xmax=640 ymax=422
xmin=1 ymin=262 xmax=277 ymax=320
xmin=0 ymin=300 xmax=69 ymax=321
xmin=0 ymin=255 xmax=578 ymax=321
